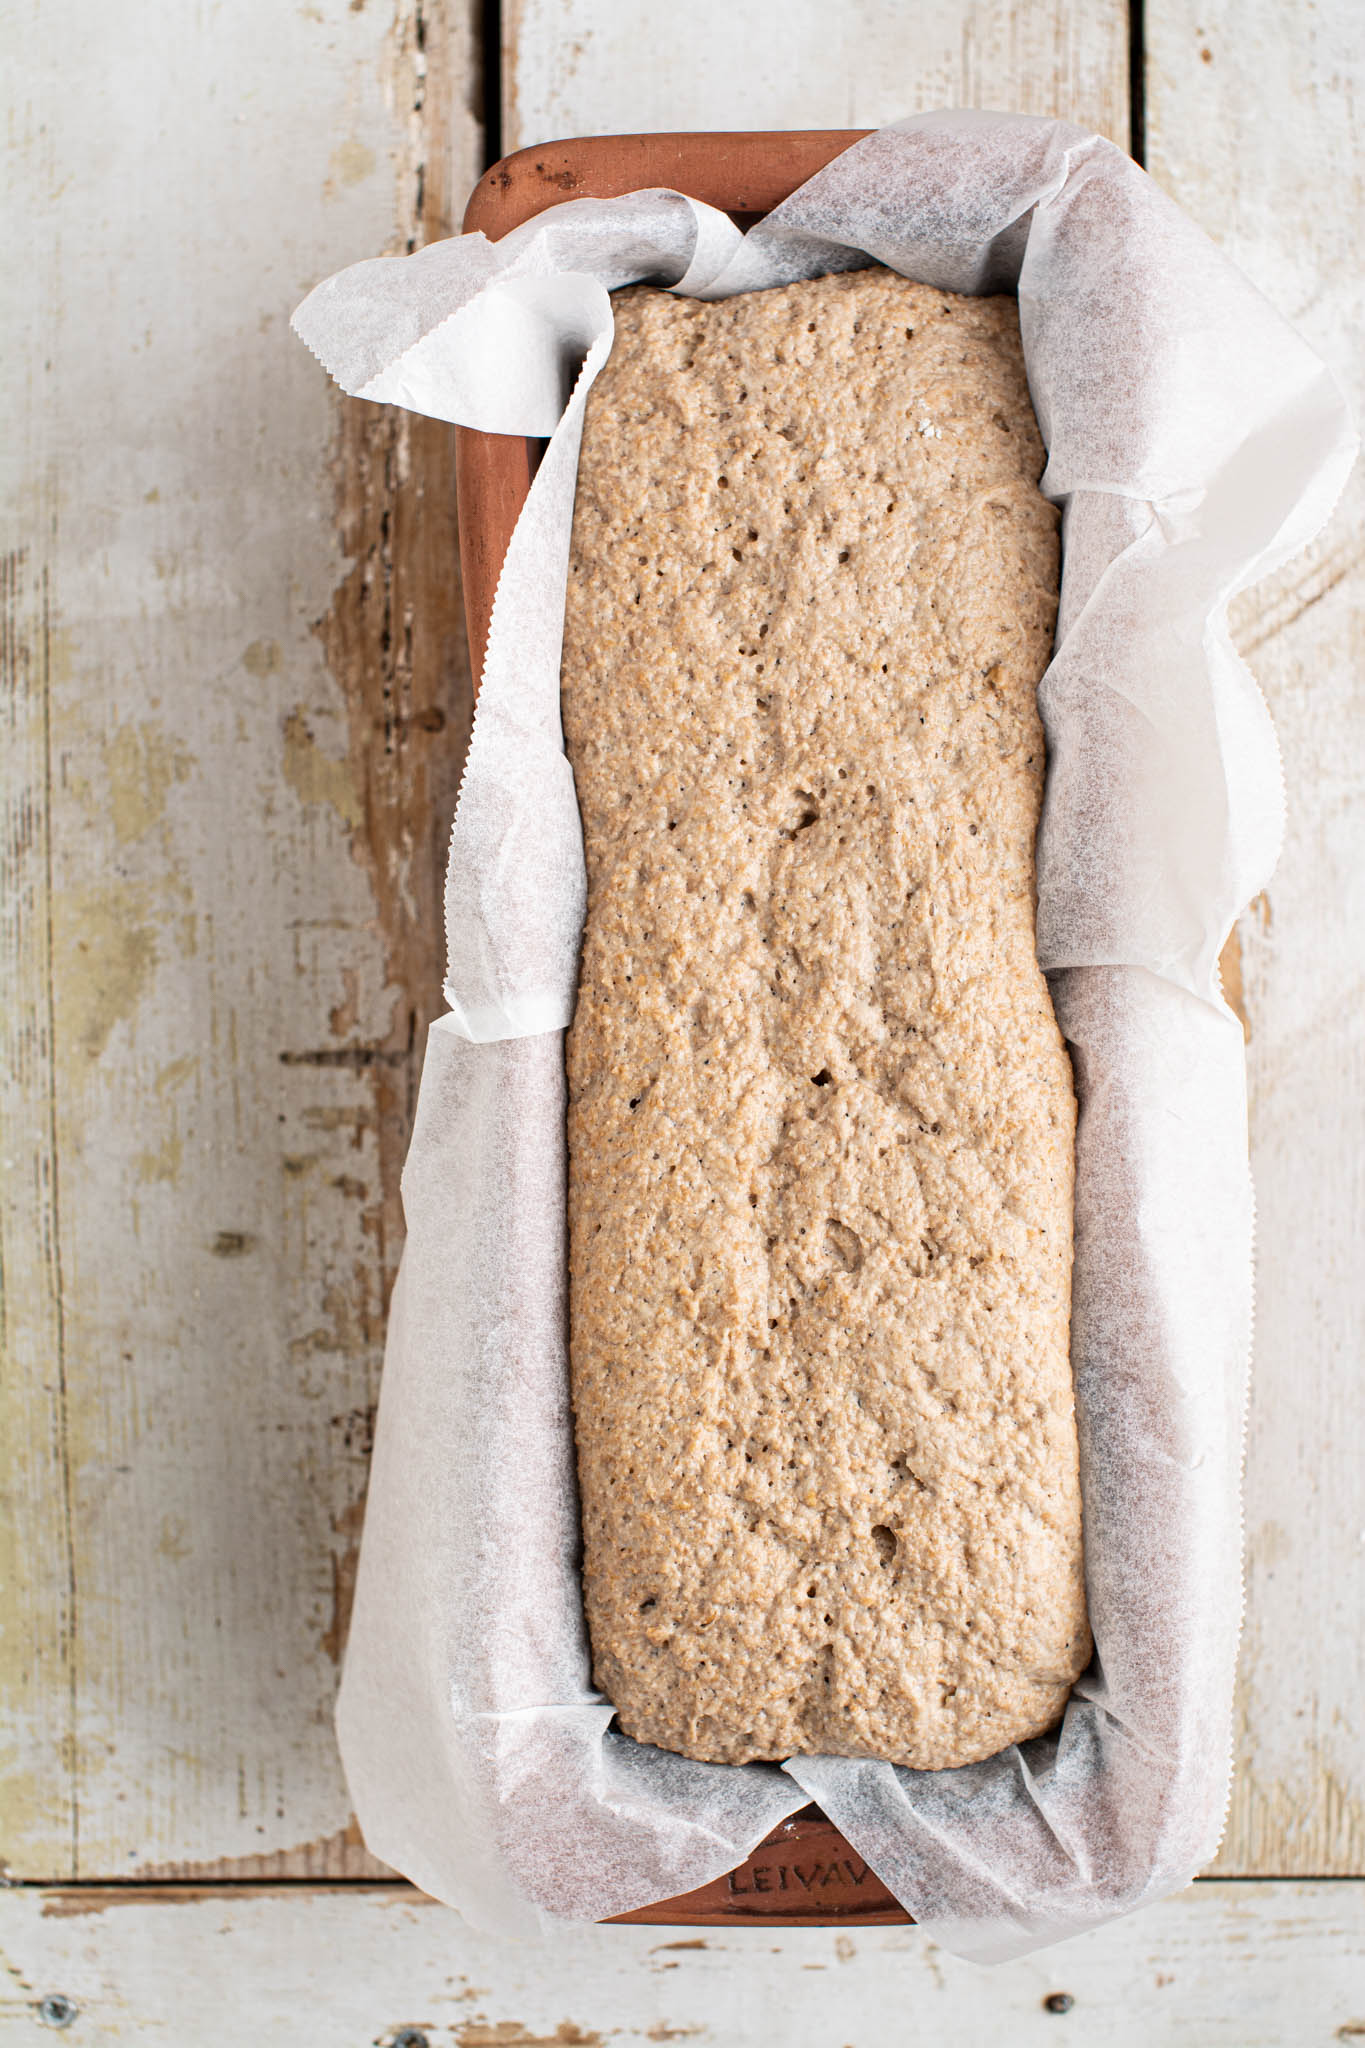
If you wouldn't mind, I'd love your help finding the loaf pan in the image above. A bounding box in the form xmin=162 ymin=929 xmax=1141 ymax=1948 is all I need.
xmin=456 ymin=129 xmax=908 ymax=1929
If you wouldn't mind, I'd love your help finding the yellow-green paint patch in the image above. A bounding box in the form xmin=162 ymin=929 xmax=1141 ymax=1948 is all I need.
xmin=329 ymin=137 xmax=377 ymax=187
xmin=107 ymin=720 xmax=194 ymax=846
xmin=134 ymin=1125 xmax=183 ymax=1184
xmin=156 ymin=1514 xmax=192 ymax=1562
xmin=52 ymin=884 xmax=158 ymax=1060
xmin=282 ymin=708 xmax=363 ymax=832
xmin=243 ymin=638 xmax=281 ymax=677
xmin=0 ymin=1738 xmax=75 ymax=1882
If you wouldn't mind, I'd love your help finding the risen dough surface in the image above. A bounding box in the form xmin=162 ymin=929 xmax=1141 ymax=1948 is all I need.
xmin=562 ymin=268 xmax=1089 ymax=1768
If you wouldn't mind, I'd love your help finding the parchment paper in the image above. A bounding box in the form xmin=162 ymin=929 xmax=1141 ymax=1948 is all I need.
xmin=292 ymin=112 xmax=1356 ymax=1961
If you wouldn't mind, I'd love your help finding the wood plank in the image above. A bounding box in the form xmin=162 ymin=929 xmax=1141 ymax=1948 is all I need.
xmin=1 ymin=1880 xmax=1362 ymax=2045
xmin=1 ymin=0 xmax=478 ymax=1878
xmin=502 ymin=0 xmax=1130 ymax=154
xmin=0 ymin=519 xmax=77 ymax=1877
xmin=1145 ymin=3 xmax=1365 ymax=1878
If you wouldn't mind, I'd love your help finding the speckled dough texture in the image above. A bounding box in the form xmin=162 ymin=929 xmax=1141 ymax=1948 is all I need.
xmin=561 ymin=267 xmax=1089 ymax=1770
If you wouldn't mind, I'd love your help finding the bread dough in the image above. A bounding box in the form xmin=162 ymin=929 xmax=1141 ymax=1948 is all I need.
xmin=561 ymin=268 xmax=1088 ymax=1768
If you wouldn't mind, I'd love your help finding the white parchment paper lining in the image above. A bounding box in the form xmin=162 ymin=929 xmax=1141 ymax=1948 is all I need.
xmin=292 ymin=112 xmax=1355 ymax=1962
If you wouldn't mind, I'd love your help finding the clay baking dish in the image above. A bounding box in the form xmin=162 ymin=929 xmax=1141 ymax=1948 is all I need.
xmin=456 ymin=130 xmax=909 ymax=1929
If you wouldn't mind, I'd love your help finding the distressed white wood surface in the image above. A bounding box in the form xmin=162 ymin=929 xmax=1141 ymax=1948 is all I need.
xmin=3 ymin=0 xmax=1362 ymax=1994
xmin=2 ymin=1881 xmax=1364 ymax=2046
xmin=3 ymin=0 xmax=478 ymax=1877
xmin=1146 ymin=2 xmax=1365 ymax=1877
xmin=502 ymin=0 xmax=1130 ymax=151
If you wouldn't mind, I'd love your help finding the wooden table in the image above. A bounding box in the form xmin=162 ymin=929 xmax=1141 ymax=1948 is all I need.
xmin=3 ymin=0 xmax=1362 ymax=2036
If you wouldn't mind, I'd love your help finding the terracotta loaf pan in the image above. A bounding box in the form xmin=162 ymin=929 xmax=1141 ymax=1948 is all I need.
xmin=457 ymin=132 xmax=867 ymax=684
xmin=457 ymin=130 xmax=911 ymax=1929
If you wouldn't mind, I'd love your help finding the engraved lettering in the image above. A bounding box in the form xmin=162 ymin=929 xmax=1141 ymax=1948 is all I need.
xmin=845 ymin=1860 xmax=870 ymax=1886
xmin=792 ymin=1864 xmax=816 ymax=1891
xmin=727 ymin=1868 xmax=751 ymax=1894
xmin=752 ymin=1866 xmax=772 ymax=1893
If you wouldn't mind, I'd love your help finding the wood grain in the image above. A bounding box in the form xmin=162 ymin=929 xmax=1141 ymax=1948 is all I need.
xmin=1146 ymin=0 xmax=1365 ymax=1879
xmin=501 ymin=0 xmax=1130 ymax=153
xmin=1 ymin=1880 xmax=1362 ymax=2045
xmin=4 ymin=0 xmax=1362 ymax=1970
xmin=0 ymin=535 xmax=78 ymax=1879
xmin=1 ymin=0 xmax=477 ymax=1879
